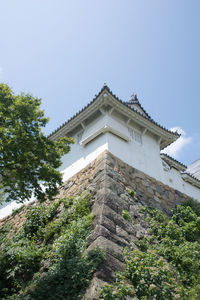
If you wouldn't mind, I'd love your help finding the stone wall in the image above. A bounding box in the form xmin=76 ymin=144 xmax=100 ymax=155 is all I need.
xmin=80 ymin=151 xmax=191 ymax=299
xmin=0 ymin=150 xmax=193 ymax=299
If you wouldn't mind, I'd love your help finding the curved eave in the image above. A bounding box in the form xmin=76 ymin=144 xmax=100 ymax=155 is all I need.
xmin=49 ymin=86 xmax=179 ymax=149
xmin=103 ymin=92 xmax=179 ymax=149
xmin=48 ymin=86 xmax=107 ymax=139
xmin=182 ymin=173 xmax=200 ymax=189
xmin=161 ymin=153 xmax=187 ymax=172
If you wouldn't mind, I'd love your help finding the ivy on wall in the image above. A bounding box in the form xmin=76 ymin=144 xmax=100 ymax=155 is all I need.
xmin=0 ymin=193 xmax=104 ymax=300
xmin=1 ymin=188 xmax=200 ymax=300
xmin=101 ymin=200 xmax=200 ymax=300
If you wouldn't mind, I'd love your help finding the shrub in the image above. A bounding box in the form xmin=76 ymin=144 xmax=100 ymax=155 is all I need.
xmin=122 ymin=210 xmax=131 ymax=222
xmin=0 ymin=193 xmax=104 ymax=300
xmin=126 ymin=188 xmax=136 ymax=198
xmin=0 ymin=221 xmax=11 ymax=244
xmin=101 ymin=202 xmax=200 ymax=299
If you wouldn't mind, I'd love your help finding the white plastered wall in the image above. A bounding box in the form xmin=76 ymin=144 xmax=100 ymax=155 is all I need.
xmin=163 ymin=167 xmax=200 ymax=200
xmin=1 ymin=112 xmax=200 ymax=219
xmin=61 ymin=113 xmax=200 ymax=201
xmin=60 ymin=132 xmax=108 ymax=182
xmin=107 ymin=130 xmax=166 ymax=183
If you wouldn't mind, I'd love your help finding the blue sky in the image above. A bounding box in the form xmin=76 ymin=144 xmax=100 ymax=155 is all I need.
xmin=0 ymin=0 xmax=199 ymax=165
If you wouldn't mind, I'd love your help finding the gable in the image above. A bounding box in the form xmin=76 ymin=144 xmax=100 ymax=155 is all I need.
xmin=49 ymin=85 xmax=179 ymax=150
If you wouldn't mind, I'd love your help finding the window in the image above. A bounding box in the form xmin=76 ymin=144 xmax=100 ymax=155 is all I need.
xmin=134 ymin=132 xmax=142 ymax=144
xmin=128 ymin=128 xmax=134 ymax=139
xmin=128 ymin=128 xmax=142 ymax=144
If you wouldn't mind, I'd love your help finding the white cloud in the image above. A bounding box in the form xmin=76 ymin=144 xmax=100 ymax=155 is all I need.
xmin=162 ymin=126 xmax=192 ymax=159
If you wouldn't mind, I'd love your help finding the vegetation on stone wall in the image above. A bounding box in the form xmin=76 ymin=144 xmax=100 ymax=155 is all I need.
xmin=0 ymin=193 xmax=104 ymax=300
xmin=100 ymin=199 xmax=200 ymax=300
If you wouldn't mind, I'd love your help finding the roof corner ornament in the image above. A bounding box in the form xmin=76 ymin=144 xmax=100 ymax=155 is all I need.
xmin=130 ymin=93 xmax=139 ymax=104
xmin=102 ymin=83 xmax=109 ymax=99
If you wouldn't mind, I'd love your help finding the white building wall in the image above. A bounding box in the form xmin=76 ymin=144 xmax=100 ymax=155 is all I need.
xmin=60 ymin=132 xmax=108 ymax=182
xmin=187 ymin=159 xmax=200 ymax=180
xmin=163 ymin=168 xmax=200 ymax=200
xmin=61 ymin=112 xmax=200 ymax=201
xmin=0 ymin=201 xmax=24 ymax=219
xmin=107 ymin=131 xmax=165 ymax=183
xmin=1 ymin=112 xmax=200 ymax=219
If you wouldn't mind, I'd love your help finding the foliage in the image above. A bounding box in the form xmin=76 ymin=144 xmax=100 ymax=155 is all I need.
xmin=23 ymin=201 xmax=60 ymax=240
xmin=126 ymin=188 xmax=136 ymax=198
xmin=0 ymin=83 xmax=74 ymax=203
xmin=122 ymin=209 xmax=131 ymax=222
xmin=11 ymin=205 xmax=25 ymax=216
xmin=101 ymin=200 xmax=200 ymax=299
xmin=0 ymin=193 xmax=104 ymax=300
xmin=0 ymin=221 xmax=11 ymax=244
xmin=182 ymin=198 xmax=200 ymax=216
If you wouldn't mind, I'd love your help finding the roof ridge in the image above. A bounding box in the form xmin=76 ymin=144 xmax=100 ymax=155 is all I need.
xmin=124 ymin=97 xmax=152 ymax=121
xmin=161 ymin=153 xmax=187 ymax=168
xmin=48 ymin=85 xmax=180 ymax=140
xmin=161 ymin=153 xmax=200 ymax=184
xmin=183 ymin=171 xmax=200 ymax=184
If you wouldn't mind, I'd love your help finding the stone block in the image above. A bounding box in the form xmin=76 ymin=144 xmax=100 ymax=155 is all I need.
xmin=120 ymin=193 xmax=131 ymax=204
xmin=175 ymin=189 xmax=183 ymax=198
xmin=99 ymin=215 xmax=116 ymax=233
xmin=83 ymin=278 xmax=106 ymax=300
xmin=116 ymin=225 xmax=130 ymax=242
xmin=92 ymin=202 xmax=104 ymax=218
xmin=102 ymin=205 xmax=135 ymax=235
xmin=129 ymin=204 xmax=141 ymax=218
xmin=134 ymin=224 xmax=147 ymax=239
xmin=156 ymin=185 xmax=163 ymax=194
xmin=154 ymin=195 xmax=160 ymax=203
xmin=105 ymin=253 xmax=125 ymax=273
xmin=88 ymin=224 xmax=129 ymax=248
xmin=147 ymin=187 xmax=154 ymax=195
xmin=141 ymin=180 xmax=150 ymax=187
xmin=86 ymin=236 xmax=124 ymax=262
xmin=103 ymin=189 xmax=129 ymax=213
xmin=104 ymin=176 xmax=124 ymax=195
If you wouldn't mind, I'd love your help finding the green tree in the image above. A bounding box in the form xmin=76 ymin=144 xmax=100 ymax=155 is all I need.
xmin=0 ymin=83 xmax=74 ymax=203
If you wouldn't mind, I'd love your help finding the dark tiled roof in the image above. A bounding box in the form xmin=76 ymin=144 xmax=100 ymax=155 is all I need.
xmin=183 ymin=170 xmax=200 ymax=183
xmin=161 ymin=153 xmax=187 ymax=169
xmin=49 ymin=84 xmax=180 ymax=139
xmin=123 ymin=96 xmax=152 ymax=121
xmin=182 ymin=171 xmax=200 ymax=185
xmin=161 ymin=153 xmax=200 ymax=184
xmin=48 ymin=85 xmax=106 ymax=138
